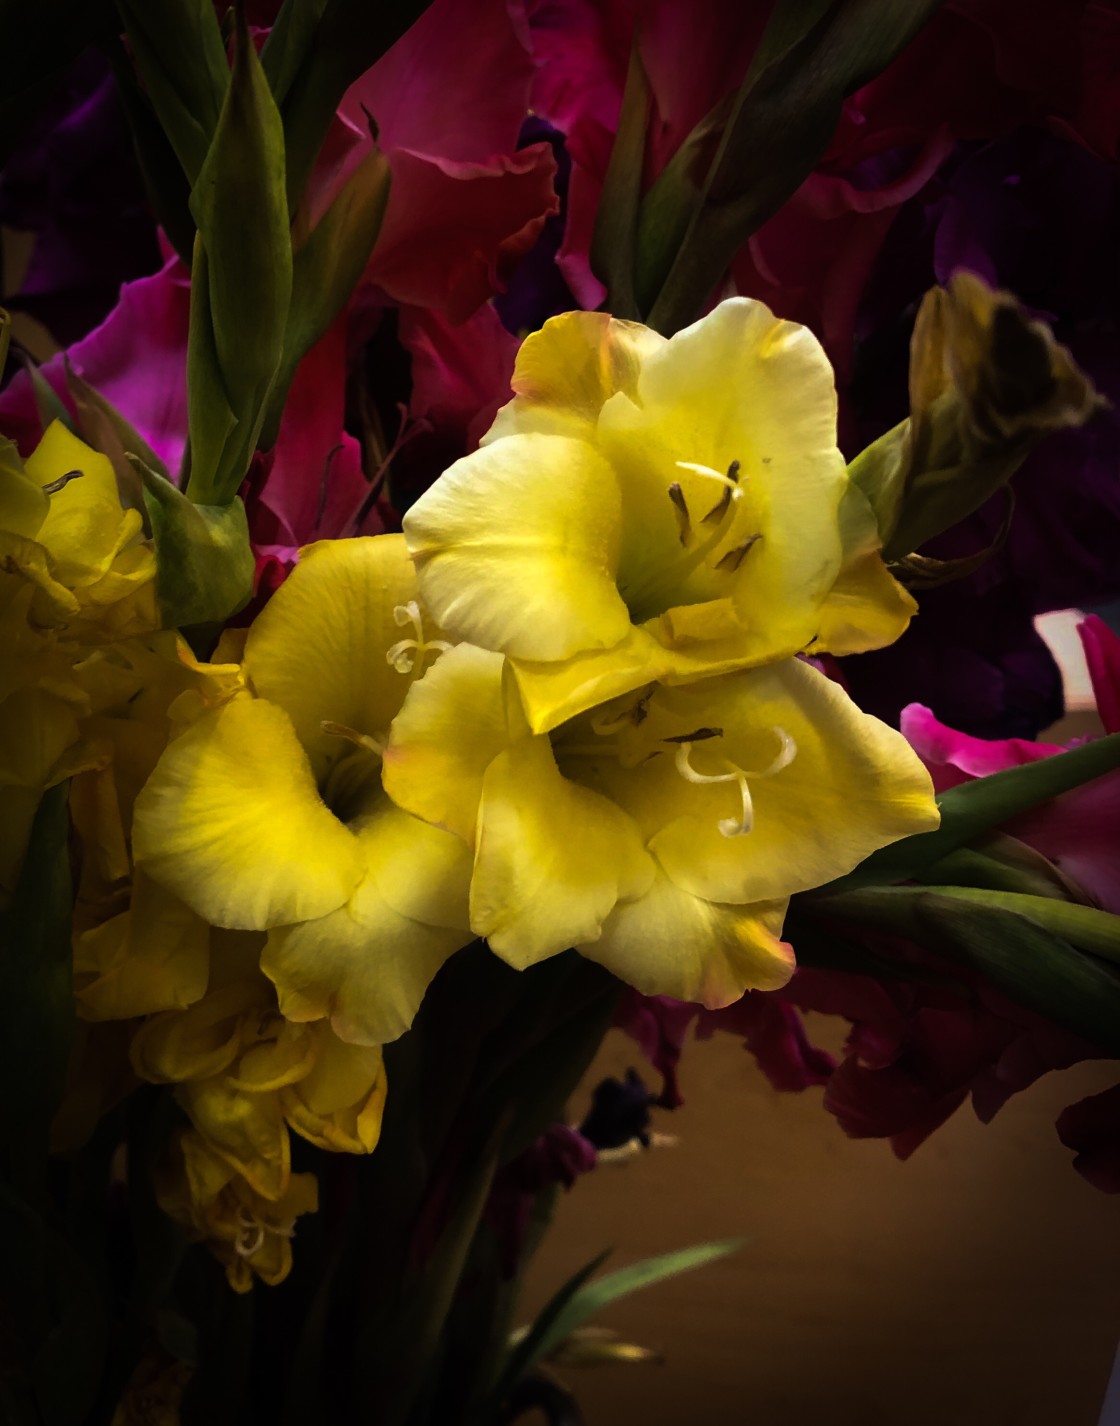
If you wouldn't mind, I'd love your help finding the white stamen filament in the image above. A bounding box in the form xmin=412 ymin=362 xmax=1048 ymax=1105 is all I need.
xmin=386 ymin=600 xmax=452 ymax=674
xmin=320 ymin=720 xmax=385 ymax=757
xmin=674 ymin=727 xmax=796 ymax=838
xmin=235 ymin=1211 xmax=266 ymax=1259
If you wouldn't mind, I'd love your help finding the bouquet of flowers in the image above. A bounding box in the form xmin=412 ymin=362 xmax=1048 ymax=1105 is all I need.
xmin=1 ymin=2 xmax=1117 ymax=1422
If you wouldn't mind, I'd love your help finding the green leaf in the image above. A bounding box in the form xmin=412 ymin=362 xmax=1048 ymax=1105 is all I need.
xmin=261 ymin=0 xmax=331 ymax=106
xmin=137 ymin=459 xmax=254 ymax=628
xmin=0 ymin=783 xmax=74 ymax=1147
xmin=496 ymin=1240 xmax=744 ymax=1404
xmin=260 ymin=146 xmax=392 ymax=449
xmin=278 ymin=0 xmax=431 ymax=211
xmin=827 ymin=732 xmax=1120 ymax=891
xmin=589 ymin=40 xmax=651 ymax=320
xmin=108 ymin=36 xmax=197 ymax=264
xmin=116 ymin=0 xmax=230 ymax=184
xmin=642 ymin=0 xmax=945 ymax=333
xmin=811 ymin=887 xmax=1120 ymax=1054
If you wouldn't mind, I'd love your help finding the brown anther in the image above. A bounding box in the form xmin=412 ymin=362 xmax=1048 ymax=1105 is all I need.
xmin=667 ymin=482 xmax=691 ymax=545
xmin=715 ymin=534 xmax=761 ymax=573
xmin=701 ymin=485 xmax=733 ymax=525
xmin=662 ymin=726 xmax=724 ymax=744
xmin=726 ymin=459 xmax=741 ymax=483
xmin=41 ymin=468 xmax=83 ymax=495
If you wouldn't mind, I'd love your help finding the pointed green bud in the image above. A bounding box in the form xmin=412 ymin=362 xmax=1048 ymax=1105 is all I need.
xmin=849 ymin=271 xmax=1107 ymax=564
xmin=137 ymin=459 xmax=254 ymax=629
xmin=185 ymin=8 xmax=292 ymax=505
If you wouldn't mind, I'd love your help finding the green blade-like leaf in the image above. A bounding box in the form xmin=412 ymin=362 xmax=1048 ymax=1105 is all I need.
xmin=589 ymin=40 xmax=651 ymax=320
xmin=642 ymin=0 xmax=945 ymax=332
xmin=116 ymin=0 xmax=229 ymax=184
xmin=827 ymin=732 xmax=1120 ymax=892
xmin=260 ymin=147 xmax=392 ymax=449
xmin=812 ymin=887 xmax=1120 ymax=1053
xmin=486 ymin=1251 xmax=610 ymax=1409
xmin=500 ymin=1240 xmax=744 ymax=1399
xmin=261 ymin=0 xmax=331 ymax=106
xmin=278 ymin=0 xmax=431 ymax=211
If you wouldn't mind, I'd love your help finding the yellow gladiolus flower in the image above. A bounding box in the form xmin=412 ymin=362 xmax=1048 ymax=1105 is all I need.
xmin=403 ymin=302 xmax=914 ymax=733
xmin=382 ymin=646 xmax=939 ymax=1006
xmin=156 ymin=1128 xmax=319 ymax=1293
xmin=131 ymin=933 xmax=386 ymax=1201
xmin=132 ymin=536 xmax=474 ymax=1045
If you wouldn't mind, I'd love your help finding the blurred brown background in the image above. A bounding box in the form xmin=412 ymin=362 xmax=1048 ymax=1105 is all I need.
xmin=523 ymin=1028 xmax=1120 ymax=1426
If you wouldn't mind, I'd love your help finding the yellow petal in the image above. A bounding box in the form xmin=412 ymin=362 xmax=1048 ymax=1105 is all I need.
xmin=483 ymin=310 xmax=665 ymax=446
xmin=587 ymin=659 xmax=939 ymax=906
xmin=228 ymin=1018 xmax=318 ymax=1091
xmin=382 ymin=642 xmax=510 ymax=844
xmin=404 ymin=432 xmax=631 ymax=660
xmin=810 ymin=483 xmax=916 ymax=656
xmin=133 ymin=696 xmax=365 ymax=929
xmin=26 ymin=422 xmax=139 ymax=587
xmin=179 ymin=1076 xmax=290 ymax=1200
xmin=244 ymin=535 xmax=426 ymax=781
xmin=472 ymin=734 xmax=655 ymax=967
xmin=263 ymin=798 xmax=474 ymax=1045
xmin=599 ymin=297 xmax=847 ymax=655
xmin=586 ymin=873 xmax=794 ymax=1006
xmin=280 ymin=1029 xmax=386 ymax=1154
xmin=75 ymin=871 xmax=210 ymax=1021
xmin=130 ymin=982 xmax=262 ymax=1083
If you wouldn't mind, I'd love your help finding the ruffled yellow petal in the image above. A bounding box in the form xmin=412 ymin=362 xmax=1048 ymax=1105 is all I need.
xmin=472 ymin=734 xmax=655 ymax=967
xmin=263 ymin=798 xmax=474 ymax=1045
xmin=133 ymin=696 xmax=365 ymax=929
xmin=243 ymin=535 xmax=426 ymax=781
xmin=483 ymin=310 xmax=666 ymax=446
xmin=74 ymin=871 xmax=210 ymax=1021
xmin=179 ymin=1075 xmax=290 ymax=1200
xmin=280 ymin=1028 xmax=385 ymax=1154
xmin=130 ymin=983 xmax=262 ymax=1084
xmin=0 ymin=436 xmax=48 ymax=538
xmin=586 ymin=872 xmax=794 ymax=1006
xmin=382 ymin=642 xmax=511 ymax=843
xmin=404 ymin=432 xmax=631 ymax=661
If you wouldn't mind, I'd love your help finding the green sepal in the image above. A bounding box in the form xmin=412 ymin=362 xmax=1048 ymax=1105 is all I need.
xmin=115 ymin=0 xmax=230 ymax=184
xmin=260 ymin=146 xmax=392 ymax=449
xmin=137 ymin=459 xmax=254 ymax=629
xmin=0 ymin=783 xmax=74 ymax=1147
xmin=185 ymin=9 xmax=292 ymax=504
xmin=640 ymin=0 xmax=944 ymax=333
xmin=24 ymin=361 xmax=72 ymax=436
xmin=849 ymin=272 xmax=1106 ymax=561
xmin=811 ymin=886 xmax=1120 ymax=1054
xmin=828 ymin=731 xmax=1120 ymax=892
xmin=588 ymin=40 xmax=651 ymax=320
xmin=915 ymin=832 xmax=1089 ymax=903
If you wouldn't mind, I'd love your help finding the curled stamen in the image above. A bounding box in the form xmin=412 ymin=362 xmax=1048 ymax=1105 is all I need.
xmin=667 ymin=482 xmax=691 ymax=546
xmin=321 ymin=720 xmax=385 ymax=757
xmin=674 ymin=726 xmax=797 ymax=838
xmin=714 ymin=533 xmax=761 ymax=573
xmin=675 ymin=459 xmax=744 ymax=525
xmin=386 ymin=601 xmax=452 ymax=673
xmin=235 ymin=1211 xmax=266 ymax=1259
